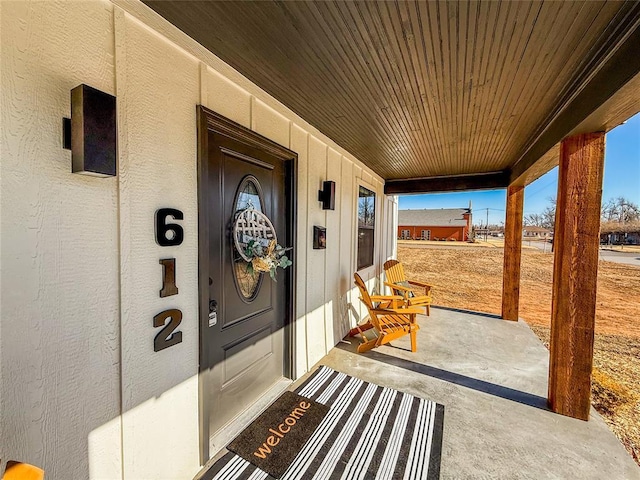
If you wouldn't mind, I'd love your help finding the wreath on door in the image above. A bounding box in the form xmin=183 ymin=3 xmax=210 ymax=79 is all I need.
xmin=233 ymin=208 xmax=292 ymax=279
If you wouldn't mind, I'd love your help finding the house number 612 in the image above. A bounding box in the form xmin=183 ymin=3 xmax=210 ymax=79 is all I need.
xmin=154 ymin=208 xmax=184 ymax=352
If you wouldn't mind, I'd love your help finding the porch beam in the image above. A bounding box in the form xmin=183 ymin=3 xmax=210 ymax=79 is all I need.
xmin=501 ymin=185 xmax=524 ymax=321
xmin=384 ymin=171 xmax=510 ymax=195
xmin=548 ymin=132 xmax=605 ymax=420
xmin=510 ymin=19 xmax=640 ymax=186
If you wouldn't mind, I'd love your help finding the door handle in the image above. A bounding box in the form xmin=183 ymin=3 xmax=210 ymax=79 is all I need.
xmin=208 ymin=300 xmax=218 ymax=326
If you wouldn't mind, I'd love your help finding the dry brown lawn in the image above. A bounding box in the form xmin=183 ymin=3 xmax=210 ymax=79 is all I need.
xmin=398 ymin=245 xmax=640 ymax=465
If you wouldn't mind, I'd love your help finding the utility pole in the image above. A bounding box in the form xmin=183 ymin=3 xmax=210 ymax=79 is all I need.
xmin=476 ymin=207 xmax=505 ymax=242
xmin=485 ymin=208 xmax=489 ymax=241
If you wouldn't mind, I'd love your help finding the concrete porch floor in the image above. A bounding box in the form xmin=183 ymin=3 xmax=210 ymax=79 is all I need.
xmin=308 ymin=307 xmax=639 ymax=479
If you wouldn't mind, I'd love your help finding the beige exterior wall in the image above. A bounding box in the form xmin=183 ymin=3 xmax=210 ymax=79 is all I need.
xmin=0 ymin=2 xmax=124 ymax=479
xmin=0 ymin=1 xmax=396 ymax=479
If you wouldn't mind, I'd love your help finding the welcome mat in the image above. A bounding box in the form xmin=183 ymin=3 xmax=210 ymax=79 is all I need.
xmin=204 ymin=366 xmax=445 ymax=480
xmin=227 ymin=391 xmax=329 ymax=478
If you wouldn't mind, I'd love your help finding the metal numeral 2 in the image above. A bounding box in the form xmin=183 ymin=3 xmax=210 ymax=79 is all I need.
xmin=153 ymin=309 xmax=183 ymax=352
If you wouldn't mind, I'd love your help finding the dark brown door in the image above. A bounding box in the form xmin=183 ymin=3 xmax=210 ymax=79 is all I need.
xmin=197 ymin=107 xmax=295 ymax=461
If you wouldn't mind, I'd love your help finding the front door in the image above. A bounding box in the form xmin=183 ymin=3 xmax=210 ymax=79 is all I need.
xmin=197 ymin=106 xmax=296 ymax=461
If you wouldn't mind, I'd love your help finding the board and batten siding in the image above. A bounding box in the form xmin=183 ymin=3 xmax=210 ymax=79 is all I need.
xmin=0 ymin=1 xmax=397 ymax=479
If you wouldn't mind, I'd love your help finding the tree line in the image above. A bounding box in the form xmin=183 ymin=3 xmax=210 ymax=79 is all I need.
xmin=524 ymin=196 xmax=640 ymax=232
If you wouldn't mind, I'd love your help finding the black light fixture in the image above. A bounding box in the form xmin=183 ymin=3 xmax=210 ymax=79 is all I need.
xmin=63 ymin=84 xmax=117 ymax=177
xmin=318 ymin=180 xmax=336 ymax=210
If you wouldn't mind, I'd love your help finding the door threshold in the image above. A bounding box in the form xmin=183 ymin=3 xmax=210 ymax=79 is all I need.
xmin=196 ymin=377 xmax=292 ymax=478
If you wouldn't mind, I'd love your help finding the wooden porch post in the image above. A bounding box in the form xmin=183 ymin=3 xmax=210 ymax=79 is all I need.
xmin=548 ymin=132 xmax=605 ymax=420
xmin=502 ymin=185 xmax=524 ymax=321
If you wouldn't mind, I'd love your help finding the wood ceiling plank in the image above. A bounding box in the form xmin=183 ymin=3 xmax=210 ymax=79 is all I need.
xmin=490 ymin=1 xmax=557 ymax=165
xmin=274 ymin=2 xmax=385 ymax=160
xmin=520 ymin=3 xmax=603 ymax=143
xmin=265 ymin=2 xmax=386 ymax=158
xmin=458 ymin=0 xmax=476 ymax=174
xmin=357 ymin=0 xmax=436 ymax=175
xmin=366 ymin=0 xmax=432 ymax=174
xmin=402 ymin=2 xmax=436 ymax=173
xmin=497 ymin=3 xmax=574 ymax=161
xmin=308 ymin=1 xmax=414 ymax=173
xmin=417 ymin=0 xmax=451 ymax=174
xmin=286 ymin=3 xmax=408 ymax=170
xmin=440 ymin=1 xmax=460 ymax=172
xmin=380 ymin=1 xmax=437 ymax=174
xmin=362 ymin=1 xmax=421 ymax=174
xmin=477 ymin=0 xmax=530 ymax=172
xmin=193 ymin=2 xmax=353 ymax=146
xmin=466 ymin=0 xmax=504 ymax=172
xmin=464 ymin=0 xmax=493 ymax=174
xmin=489 ymin=1 xmax=544 ymax=167
xmin=141 ymin=0 xmax=639 ymax=183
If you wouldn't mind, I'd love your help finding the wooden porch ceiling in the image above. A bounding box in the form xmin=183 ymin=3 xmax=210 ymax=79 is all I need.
xmin=143 ymin=1 xmax=640 ymax=193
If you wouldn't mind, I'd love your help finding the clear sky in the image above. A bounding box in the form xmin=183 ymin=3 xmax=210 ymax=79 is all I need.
xmin=398 ymin=112 xmax=640 ymax=226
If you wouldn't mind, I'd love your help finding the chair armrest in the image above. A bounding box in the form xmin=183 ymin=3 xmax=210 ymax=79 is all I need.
xmin=370 ymin=294 xmax=403 ymax=308
xmin=408 ymin=280 xmax=434 ymax=289
xmin=384 ymin=281 xmax=412 ymax=291
xmin=371 ymin=307 xmax=423 ymax=315
xmin=370 ymin=294 xmax=403 ymax=301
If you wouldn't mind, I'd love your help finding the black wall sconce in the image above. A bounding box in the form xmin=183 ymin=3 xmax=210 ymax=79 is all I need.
xmin=63 ymin=84 xmax=117 ymax=177
xmin=318 ymin=180 xmax=336 ymax=210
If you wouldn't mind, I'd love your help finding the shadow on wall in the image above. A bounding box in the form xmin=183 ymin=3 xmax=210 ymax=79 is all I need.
xmin=82 ymin=278 xmax=368 ymax=479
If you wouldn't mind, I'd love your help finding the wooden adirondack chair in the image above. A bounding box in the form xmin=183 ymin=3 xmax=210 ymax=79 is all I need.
xmin=350 ymin=273 xmax=421 ymax=353
xmin=2 ymin=461 xmax=45 ymax=480
xmin=384 ymin=259 xmax=433 ymax=315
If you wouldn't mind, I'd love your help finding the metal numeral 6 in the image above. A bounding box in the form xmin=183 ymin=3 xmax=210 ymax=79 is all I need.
xmin=155 ymin=208 xmax=184 ymax=246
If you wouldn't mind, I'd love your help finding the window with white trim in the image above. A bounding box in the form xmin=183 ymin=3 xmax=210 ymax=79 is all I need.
xmin=357 ymin=186 xmax=375 ymax=270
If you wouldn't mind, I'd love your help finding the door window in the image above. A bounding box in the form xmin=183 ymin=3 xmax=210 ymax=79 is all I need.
xmin=232 ymin=176 xmax=264 ymax=300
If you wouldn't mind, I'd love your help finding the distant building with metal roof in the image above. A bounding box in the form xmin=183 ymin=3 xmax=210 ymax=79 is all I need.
xmin=523 ymin=226 xmax=552 ymax=238
xmin=398 ymin=207 xmax=472 ymax=241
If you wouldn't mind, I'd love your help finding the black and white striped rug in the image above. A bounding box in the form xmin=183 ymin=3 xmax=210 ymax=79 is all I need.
xmin=204 ymin=366 xmax=444 ymax=479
